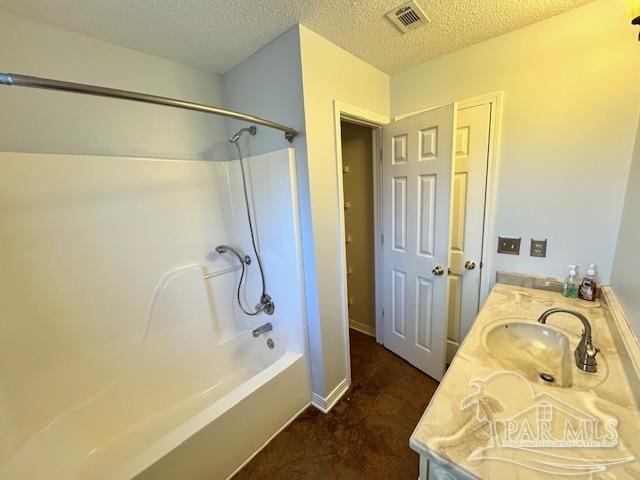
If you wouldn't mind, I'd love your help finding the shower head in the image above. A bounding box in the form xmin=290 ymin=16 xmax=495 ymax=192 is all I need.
xmin=229 ymin=125 xmax=257 ymax=143
xmin=215 ymin=245 xmax=228 ymax=254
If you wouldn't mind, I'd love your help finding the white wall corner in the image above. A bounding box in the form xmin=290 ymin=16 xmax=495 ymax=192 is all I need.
xmin=310 ymin=378 xmax=350 ymax=413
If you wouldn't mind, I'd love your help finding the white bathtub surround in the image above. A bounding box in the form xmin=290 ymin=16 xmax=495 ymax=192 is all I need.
xmin=0 ymin=148 xmax=310 ymax=479
xmin=411 ymin=284 xmax=640 ymax=479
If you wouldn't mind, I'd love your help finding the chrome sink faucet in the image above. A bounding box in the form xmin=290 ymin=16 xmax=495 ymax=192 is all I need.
xmin=537 ymin=308 xmax=600 ymax=373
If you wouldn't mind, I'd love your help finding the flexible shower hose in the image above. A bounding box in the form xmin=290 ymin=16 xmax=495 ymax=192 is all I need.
xmin=231 ymin=139 xmax=269 ymax=316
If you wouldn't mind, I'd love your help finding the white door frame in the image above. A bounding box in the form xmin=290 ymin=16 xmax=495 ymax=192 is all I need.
xmin=333 ymin=93 xmax=502 ymax=382
xmin=333 ymin=100 xmax=389 ymax=384
xmin=395 ymin=92 xmax=503 ymax=307
xmin=456 ymin=92 xmax=504 ymax=306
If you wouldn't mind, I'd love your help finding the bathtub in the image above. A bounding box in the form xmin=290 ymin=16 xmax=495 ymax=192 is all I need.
xmin=0 ymin=148 xmax=310 ymax=480
xmin=1 ymin=265 xmax=309 ymax=480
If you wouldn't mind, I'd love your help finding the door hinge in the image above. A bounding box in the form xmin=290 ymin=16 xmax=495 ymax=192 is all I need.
xmin=381 ymin=234 xmax=384 ymax=244
xmin=382 ymin=309 xmax=385 ymax=317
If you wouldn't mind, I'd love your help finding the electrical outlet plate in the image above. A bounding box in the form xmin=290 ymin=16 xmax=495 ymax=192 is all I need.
xmin=497 ymin=237 xmax=521 ymax=255
xmin=530 ymin=238 xmax=547 ymax=258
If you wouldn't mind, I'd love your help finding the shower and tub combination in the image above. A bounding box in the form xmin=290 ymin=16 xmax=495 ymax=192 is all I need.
xmin=0 ymin=74 xmax=311 ymax=479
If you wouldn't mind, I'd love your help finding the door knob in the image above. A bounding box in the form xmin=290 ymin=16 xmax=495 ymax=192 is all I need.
xmin=465 ymin=260 xmax=476 ymax=270
xmin=432 ymin=266 xmax=445 ymax=276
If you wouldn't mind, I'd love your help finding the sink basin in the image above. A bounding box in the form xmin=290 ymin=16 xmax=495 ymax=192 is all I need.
xmin=482 ymin=321 xmax=573 ymax=387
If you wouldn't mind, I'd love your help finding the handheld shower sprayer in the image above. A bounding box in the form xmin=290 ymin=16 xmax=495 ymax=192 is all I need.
xmin=215 ymin=245 xmax=251 ymax=265
xmin=214 ymin=125 xmax=275 ymax=317
xmin=215 ymin=243 xmax=274 ymax=316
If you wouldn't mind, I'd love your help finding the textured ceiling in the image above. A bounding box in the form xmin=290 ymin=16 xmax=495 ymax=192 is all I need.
xmin=0 ymin=0 xmax=596 ymax=74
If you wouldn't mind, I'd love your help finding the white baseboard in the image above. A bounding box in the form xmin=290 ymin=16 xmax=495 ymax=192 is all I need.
xmin=446 ymin=338 xmax=459 ymax=365
xmin=310 ymin=378 xmax=350 ymax=413
xmin=348 ymin=319 xmax=375 ymax=337
xmin=227 ymin=401 xmax=310 ymax=479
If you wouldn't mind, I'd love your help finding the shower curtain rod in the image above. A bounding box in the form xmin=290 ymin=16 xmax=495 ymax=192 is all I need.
xmin=0 ymin=72 xmax=298 ymax=143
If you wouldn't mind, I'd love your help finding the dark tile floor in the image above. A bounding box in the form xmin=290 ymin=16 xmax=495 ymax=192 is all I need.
xmin=234 ymin=329 xmax=440 ymax=479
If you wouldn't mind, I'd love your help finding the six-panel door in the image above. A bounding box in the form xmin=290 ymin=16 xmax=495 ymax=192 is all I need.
xmin=382 ymin=104 xmax=456 ymax=381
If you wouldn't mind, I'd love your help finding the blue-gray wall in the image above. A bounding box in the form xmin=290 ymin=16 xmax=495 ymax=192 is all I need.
xmin=223 ymin=26 xmax=321 ymax=392
xmin=0 ymin=9 xmax=228 ymax=160
xmin=612 ymin=116 xmax=640 ymax=340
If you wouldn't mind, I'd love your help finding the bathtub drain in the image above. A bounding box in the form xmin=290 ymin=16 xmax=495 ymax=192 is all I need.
xmin=267 ymin=338 xmax=275 ymax=349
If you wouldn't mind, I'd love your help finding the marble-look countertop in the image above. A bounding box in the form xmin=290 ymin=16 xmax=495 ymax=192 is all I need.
xmin=410 ymin=283 xmax=640 ymax=479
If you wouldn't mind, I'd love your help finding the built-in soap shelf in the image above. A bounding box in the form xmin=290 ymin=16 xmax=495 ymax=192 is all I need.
xmin=152 ymin=264 xmax=248 ymax=346
xmin=202 ymin=264 xmax=242 ymax=280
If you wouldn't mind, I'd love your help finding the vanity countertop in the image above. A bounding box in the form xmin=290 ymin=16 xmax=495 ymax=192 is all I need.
xmin=410 ymin=283 xmax=640 ymax=479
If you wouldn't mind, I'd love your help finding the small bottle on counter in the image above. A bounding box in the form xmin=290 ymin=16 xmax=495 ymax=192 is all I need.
xmin=563 ymin=265 xmax=580 ymax=298
xmin=579 ymin=264 xmax=598 ymax=302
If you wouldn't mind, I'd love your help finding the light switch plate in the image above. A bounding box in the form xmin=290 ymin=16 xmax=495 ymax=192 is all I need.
xmin=497 ymin=236 xmax=521 ymax=255
xmin=530 ymin=238 xmax=547 ymax=257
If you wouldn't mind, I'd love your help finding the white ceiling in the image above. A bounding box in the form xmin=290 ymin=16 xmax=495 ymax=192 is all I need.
xmin=0 ymin=0 xmax=595 ymax=74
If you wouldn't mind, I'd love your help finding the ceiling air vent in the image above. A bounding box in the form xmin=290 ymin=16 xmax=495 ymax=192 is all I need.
xmin=386 ymin=1 xmax=430 ymax=33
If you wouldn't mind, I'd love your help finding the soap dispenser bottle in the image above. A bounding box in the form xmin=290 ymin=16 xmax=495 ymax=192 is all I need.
xmin=579 ymin=264 xmax=598 ymax=302
xmin=563 ymin=265 xmax=580 ymax=298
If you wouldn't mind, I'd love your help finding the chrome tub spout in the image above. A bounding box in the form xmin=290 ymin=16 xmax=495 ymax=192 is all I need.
xmin=252 ymin=322 xmax=273 ymax=337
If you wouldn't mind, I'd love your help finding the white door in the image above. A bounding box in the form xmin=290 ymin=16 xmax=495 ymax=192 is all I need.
xmin=446 ymin=104 xmax=491 ymax=363
xmin=381 ymin=104 xmax=456 ymax=381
